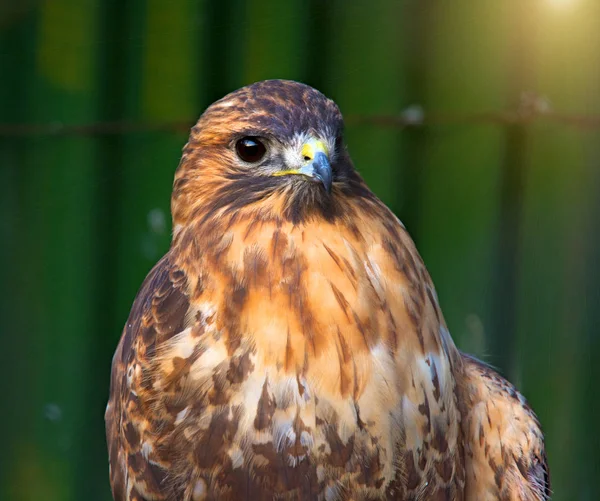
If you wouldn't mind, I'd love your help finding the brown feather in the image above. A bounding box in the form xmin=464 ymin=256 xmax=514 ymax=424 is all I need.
xmin=458 ymin=354 xmax=550 ymax=501
xmin=106 ymin=80 xmax=548 ymax=501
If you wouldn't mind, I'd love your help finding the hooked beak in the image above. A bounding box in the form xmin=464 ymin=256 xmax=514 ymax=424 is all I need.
xmin=273 ymin=138 xmax=333 ymax=194
xmin=298 ymin=151 xmax=332 ymax=194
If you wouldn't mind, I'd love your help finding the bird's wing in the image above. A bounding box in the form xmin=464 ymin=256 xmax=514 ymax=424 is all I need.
xmin=105 ymin=254 xmax=191 ymax=501
xmin=458 ymin=354 xmax=550 ymax=501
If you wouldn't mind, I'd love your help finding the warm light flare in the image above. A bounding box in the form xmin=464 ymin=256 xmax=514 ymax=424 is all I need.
xmin=547 ymin=0 xmax=580 ymax=9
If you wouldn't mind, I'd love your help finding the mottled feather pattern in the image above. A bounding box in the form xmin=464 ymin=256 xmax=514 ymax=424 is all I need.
xmin=458 ymin=355 xmax=550 ymax=501
xmin=106 ymin=80 xmax=548 ymax=500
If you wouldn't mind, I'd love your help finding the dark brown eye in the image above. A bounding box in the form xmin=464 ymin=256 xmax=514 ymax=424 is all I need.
xmin=235 ymin=136 xmax=266 ymax=163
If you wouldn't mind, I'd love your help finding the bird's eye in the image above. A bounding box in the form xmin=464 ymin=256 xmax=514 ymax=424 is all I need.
xmin=235 ymin=137 xmax=267 ymax=163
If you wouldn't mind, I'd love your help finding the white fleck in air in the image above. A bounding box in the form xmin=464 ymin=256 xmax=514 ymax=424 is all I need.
xmin=147 ymin=207 xmax=167 ymax=235
xmin=44 ymin=403 xmax=62 ymax=422
xmin=401 ymin=105 xmax=424 ymax=125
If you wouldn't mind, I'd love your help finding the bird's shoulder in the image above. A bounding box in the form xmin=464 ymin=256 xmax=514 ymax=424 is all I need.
xmin=106 ymin=253 xmax=193 ymax=500
xmin=458 ymin=354 xmax=550 ymax=501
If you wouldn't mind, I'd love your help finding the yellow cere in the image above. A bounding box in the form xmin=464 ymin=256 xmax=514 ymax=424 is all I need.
xmin=301 ymin=138 xmax=329 ymax=161
xmin=273 ymin=138 xmax=329 ymax=177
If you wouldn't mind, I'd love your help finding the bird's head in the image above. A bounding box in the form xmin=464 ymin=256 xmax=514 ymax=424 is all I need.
xmin=172 ymin=80 xmax=373 ymax=232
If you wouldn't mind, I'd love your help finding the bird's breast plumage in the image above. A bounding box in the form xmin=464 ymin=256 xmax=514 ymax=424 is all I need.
xmin=108 ymin=209 xmax=465 ymax=500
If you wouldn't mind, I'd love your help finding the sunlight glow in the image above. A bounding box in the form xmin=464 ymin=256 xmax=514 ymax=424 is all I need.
xmin=547 ymin=0 xmax=579 ymax=9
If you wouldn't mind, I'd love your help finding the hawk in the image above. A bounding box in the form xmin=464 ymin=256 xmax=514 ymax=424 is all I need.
xmin=106 ymin=80 xmax=549 ymax=501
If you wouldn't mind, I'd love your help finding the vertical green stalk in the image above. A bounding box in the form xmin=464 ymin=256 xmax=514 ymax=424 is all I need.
xmin=3 ymin=1 xmax=101 ymax=500
xmin=0 ymin=5 xmax=38 ymax=500
xmin=113 ymin=0 xmax=203 ymax=324
xmin=325 ymin=0 xmax=406 ymax=213
xmin=415 ymin=0 xmax=511 ymax=355
xmin=515 ymin=2 xmax=600 ymax=497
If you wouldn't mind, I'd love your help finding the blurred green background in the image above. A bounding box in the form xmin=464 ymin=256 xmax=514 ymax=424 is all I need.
xmin=1 ymin=0 xmax=599 ymax=499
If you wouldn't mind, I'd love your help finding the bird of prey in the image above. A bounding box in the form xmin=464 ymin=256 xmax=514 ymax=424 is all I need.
xmin=106 ymin=80 xmax=549 ymax=501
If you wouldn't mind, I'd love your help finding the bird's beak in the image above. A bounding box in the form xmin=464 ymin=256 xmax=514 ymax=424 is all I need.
xmin=274 ymin=138 xmax=333 ymax=193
